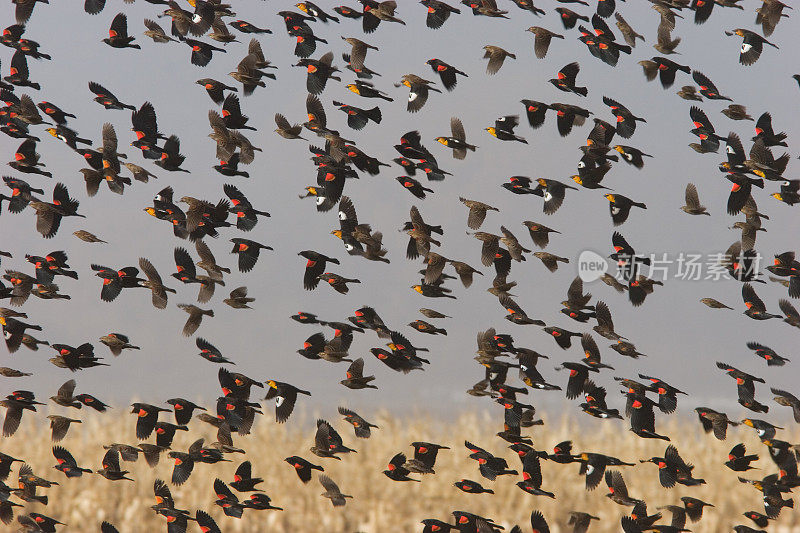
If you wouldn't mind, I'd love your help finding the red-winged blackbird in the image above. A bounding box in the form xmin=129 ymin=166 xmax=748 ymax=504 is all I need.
xmin=741 ymin=283 xmax=780 ymax=320
xmin=577 ymin=25 xmax=631 ymax=67
xmin=295 ymin=51 xmax=341 ymax=95
xmin=4 ymin=49 xmax=39 ymax=90
xmin=92 ymin=264 xmax=143 ymax=302
xmin=550 ymin=62 xmax=586 ymax=96
xmin=103 ymin=13 xmax=139 ymax=49
xmin=166 ymin=398 xmax=206 ymax=426
xmin=9 ymin=138 xmax=51 ymax=177
xmin=285 ymin=456 xmax=324 ymax=483
xmin=602 ymin=96 xmax=645 ymax=138
xmin=298 ymin=251 xmax=339 ymax=290
xmin=397 ymin=176 xmax=434 ymax=199
xmin=89 ymin=81 xmax=134 ymax=110
xmin=52 ymin=445 xmax=91 ymax=478
xmin=96 ymin=449 xmax=133 ymax=481
xmin=426 ymin=58 xmax=467 ymax=91
xmin=197 ymin=78 xmax=238 ymax=105
xmin=384 ymin=452 xmax=418 ymax=482
xmin=640 ymin=57 xmax=690 ymax=89
xmin=338 ymin=406 xmax=378 ymax=438
xmin=332 ymin=100 xmax=381 ymax=130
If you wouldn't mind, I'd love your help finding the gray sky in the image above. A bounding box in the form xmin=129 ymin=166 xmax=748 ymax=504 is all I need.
xmin=1 ymin=0 xmax=799 ymax=425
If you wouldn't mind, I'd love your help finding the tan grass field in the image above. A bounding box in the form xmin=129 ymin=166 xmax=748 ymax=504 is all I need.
xmin=3 ymin=409 xmax=799 ymax=532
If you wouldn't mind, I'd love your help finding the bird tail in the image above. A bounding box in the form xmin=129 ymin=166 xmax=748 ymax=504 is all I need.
xmin=367 ymin=107 xmax=382 ymax=124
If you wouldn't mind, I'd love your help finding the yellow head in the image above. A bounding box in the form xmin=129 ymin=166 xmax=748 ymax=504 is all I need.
xmin=605 ymin=194 xmax=615 ymax=202
xmin=434 ymin=137 xmax=448 ymax=146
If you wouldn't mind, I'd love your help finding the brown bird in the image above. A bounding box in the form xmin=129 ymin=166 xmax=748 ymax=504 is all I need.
xmin=721 ymin=104 xmax=753 ymax=121
xmin=177 ymin=304 xmax=214 ymax=336
xmin=99 ymin=333 xmax=140 ymax=356
xmin=274 ymin=113 xmax=306 ymax=140
xmin=341 ymin=357 xmax=377 ymax=389
xmin=220 ymin=286 xmax=252 ymax=309
xmin=482 ymin=45 xmax=516 ymax=75
xmin=72 ymin=230 xmax=106 ymax=243
xmin=138 ymin=257 xmax=176 ymax=310
xmin=460 ymin=197 xmax=499 ymax=229
xmin=319 ymin=474 xmax=352 ymax=507
xmin=533 ymin=252 xmax=569 ymax=272
xmin=318 ymin=273 xmax=361 ymax=294
xmin=681 ymin=183 xmax=710 ymax=216
xmin=341 ymin=37 xmax=378 ymax=72
xmin=615 ymin=13 xmax=644 ymax=47
xmin=47 ymin=415 xmax=81 ymax=442
xmin=526 ymin=27 xmax=564 ymax=59
xmin=700 ymin=298 xmax=732 ymax=310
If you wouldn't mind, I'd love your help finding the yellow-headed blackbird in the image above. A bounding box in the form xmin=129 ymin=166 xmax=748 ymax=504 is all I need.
xmin=346 ymin=79 xmax=392 ymax=101
xmin=296 ymin=2 xmax=339 ymax=23
xmin=265 ymin=381 xmax=311 ymax=423
xmin=397 ymin=74 xmax=440 ymax=113
xmin=725 ymin=29 xmax=778 ymax=66
xmin=435 ymin=117 xmax=476 ymax=160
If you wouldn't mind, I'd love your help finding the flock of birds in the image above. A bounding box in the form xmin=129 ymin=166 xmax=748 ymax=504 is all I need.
xmin=0 ymin=0 xmax=799 ymax=531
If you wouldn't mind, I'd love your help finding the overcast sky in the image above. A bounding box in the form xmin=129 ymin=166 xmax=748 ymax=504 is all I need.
xmin=1 ymin=0 xmax=798 ymax=424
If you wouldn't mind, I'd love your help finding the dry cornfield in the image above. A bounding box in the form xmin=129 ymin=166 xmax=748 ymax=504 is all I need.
xmin=2 ymin=408 xmax=798 ymax=532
